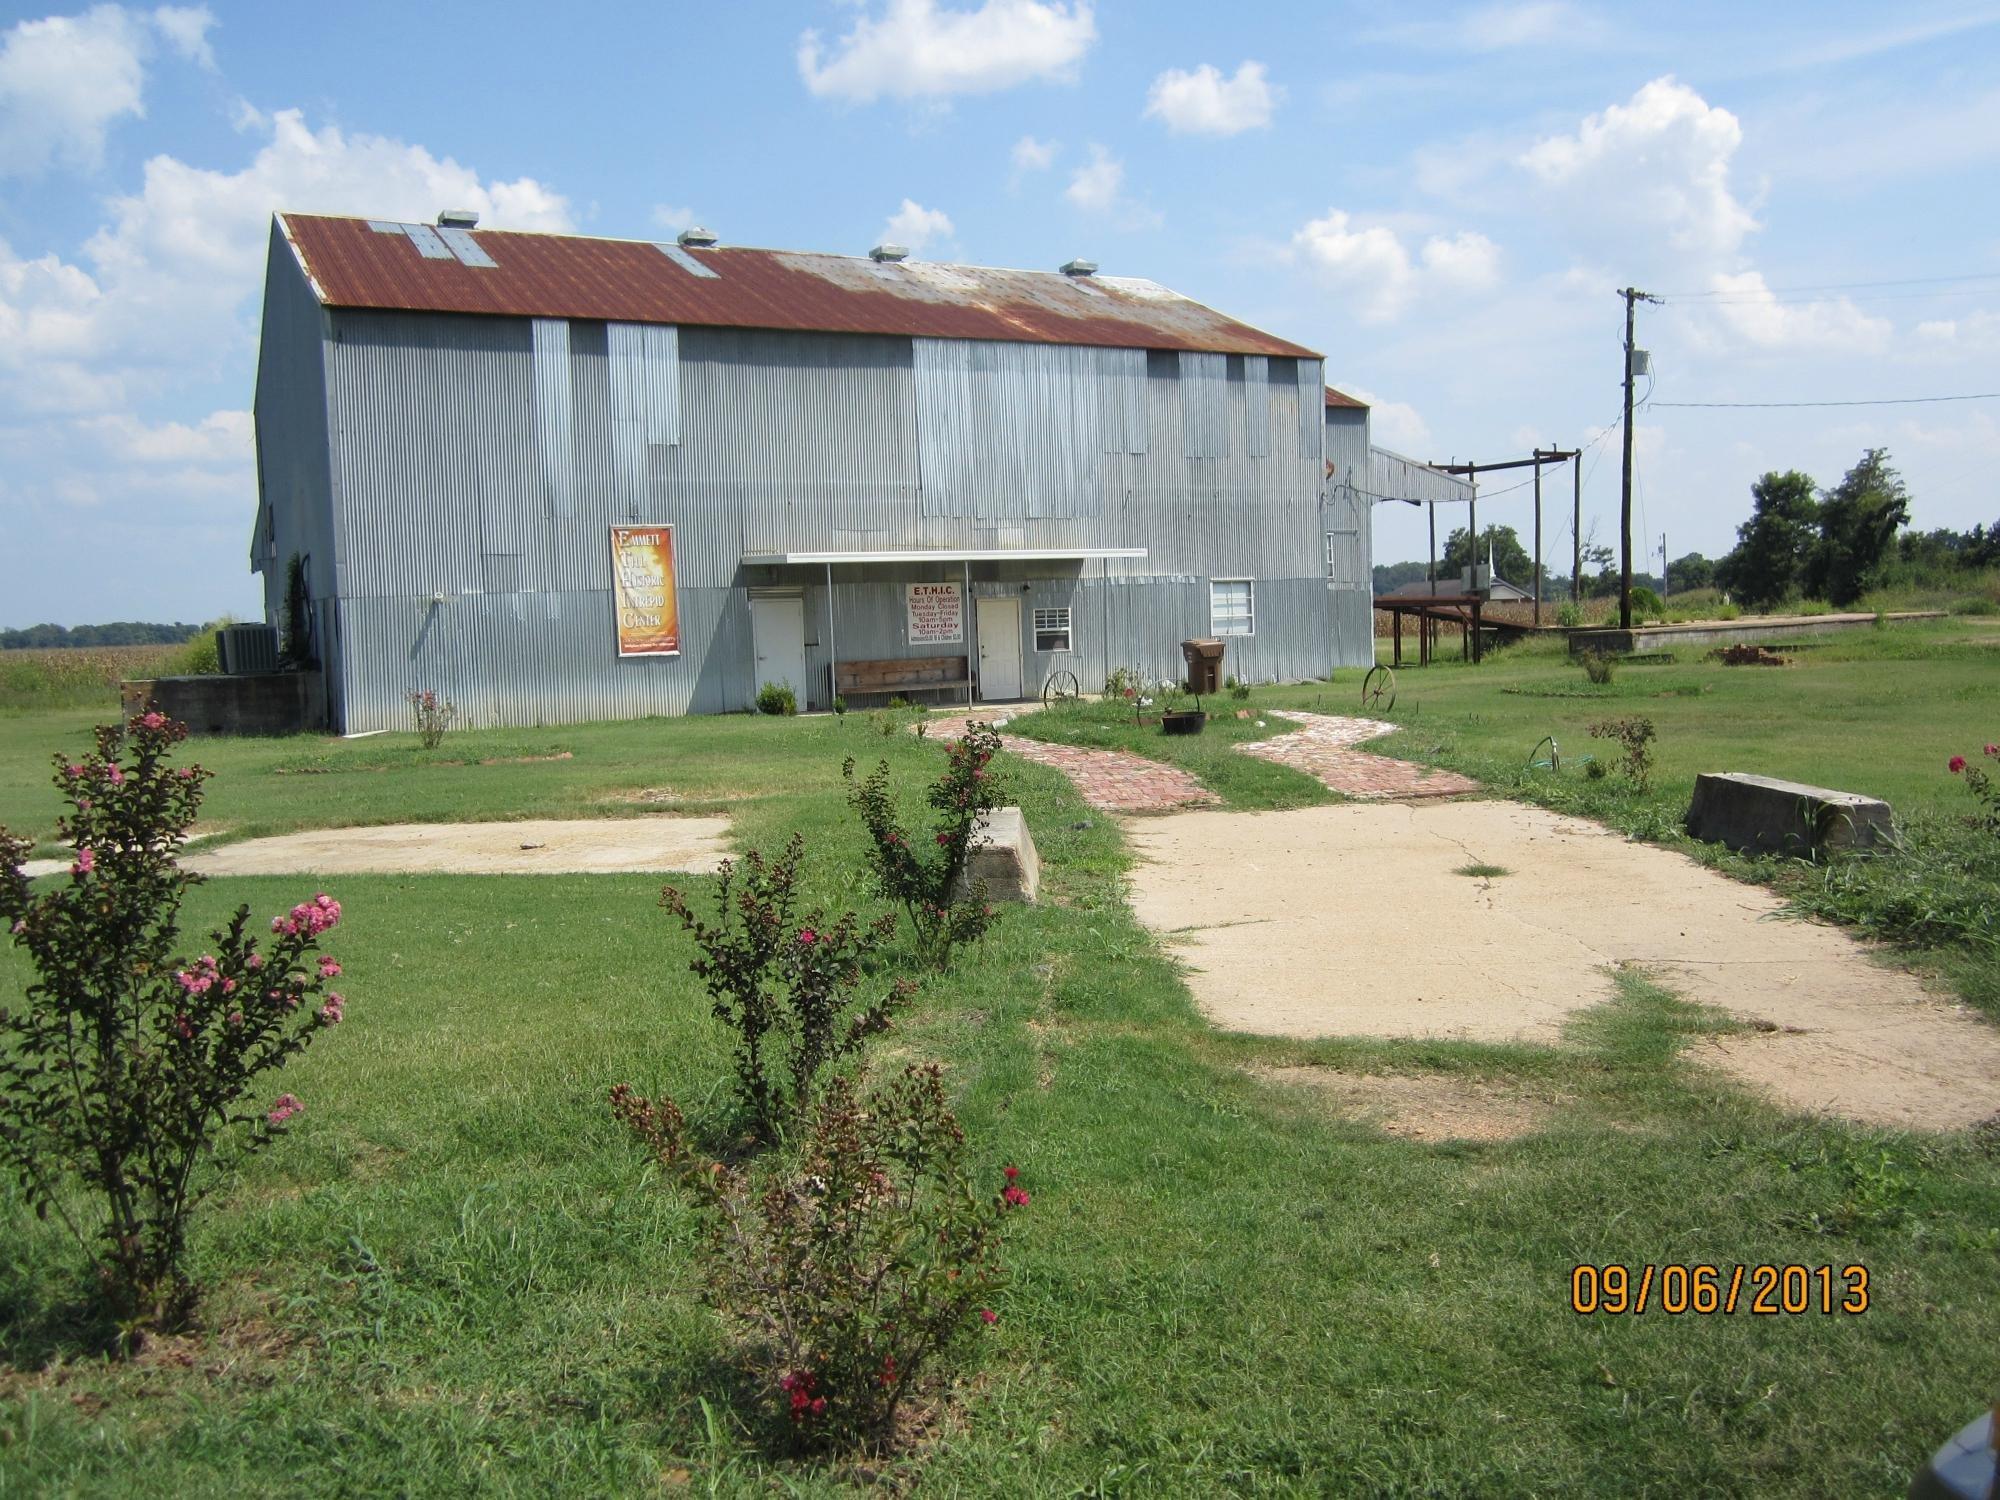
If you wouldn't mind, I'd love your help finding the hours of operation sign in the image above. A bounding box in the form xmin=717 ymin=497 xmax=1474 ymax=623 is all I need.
xmin=906 ymin=582 xmax=963 ymax=646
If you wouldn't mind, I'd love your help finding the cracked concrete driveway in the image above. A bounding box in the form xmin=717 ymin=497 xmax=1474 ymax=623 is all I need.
xmin=1126 ymin=800 xmax=2000 ymax=1131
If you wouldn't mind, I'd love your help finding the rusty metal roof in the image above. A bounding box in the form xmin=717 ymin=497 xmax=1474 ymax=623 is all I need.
xmin=1324 ymin=385 xmax=1369 ymax=409
xmin=277 ymin=214 xmax=1319 ymax=359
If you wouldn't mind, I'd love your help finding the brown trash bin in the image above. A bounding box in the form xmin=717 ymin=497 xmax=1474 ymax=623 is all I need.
xmin=1181 ymin=637 xmax=1227 ymax=695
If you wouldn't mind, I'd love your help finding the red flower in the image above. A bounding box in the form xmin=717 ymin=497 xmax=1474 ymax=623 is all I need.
xmin=1003 ymin=1164 xmax=1019 ymax=1182
xmin=936 ymin=832 xmax=951 ymax=846
xmin=1986 ymin=743 xmax=1999 ymax=757
xmin=798 ymin=927 xmax=817 ymax=945
xmin=1002 ymin=1185 xmax=1030 ymax=1209
xmin=980 ymin=1308 xmax=999 ymax=1325
xmin=1950 ymin=755 xmax=1968 ymax=773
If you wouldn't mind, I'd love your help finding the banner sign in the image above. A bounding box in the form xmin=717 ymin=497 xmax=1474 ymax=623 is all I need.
xmin=906 ymin=582 xmax=963 ymax=646
xmin=610 ymin=525 xmax=681 ymax=657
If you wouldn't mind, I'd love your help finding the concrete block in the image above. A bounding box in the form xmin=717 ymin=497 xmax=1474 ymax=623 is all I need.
xmin=959 ymin=805 xmax=1040 ymax=903
xmin=1685 ymin=772 xmax=1893 ymax=856
xmin=120 ymin=673 xmax=322 ymax=737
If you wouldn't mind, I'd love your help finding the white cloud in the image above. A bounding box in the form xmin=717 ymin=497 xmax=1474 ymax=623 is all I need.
xmin=651 ymin=203 xmax=702 ymax=234
xmin=1419 ymin=230 xmax=1501 ymax=288
xmin=1339 ymin=383 xmax=1432 ymax=452
xmin=881 ymin=198 xmax=954 ymax=255
xmin=1290 ymin=210 xmax=1499 ymax=321
xmin=1143 ymin=61 xmax=1281 ymax=136
xmin=0 ymin=6 xmax=151 ymax=175
xmin=1 ymin=107 xmax=569 ymax=419
xmin=797 ymin=0 xmax=1096 ymax=103
xmin=83 ymin=407 xmax=249 ymax=465
xmin=1065 ymin=143 xmax=1121 ymax=212
xmin=150 ymin=5 xmax=214 ymax=68
xmin=1519 ymin=76 xmax=1756 ymax=261
xmin=1011 ymin=133 xmax=1058 ymax=172
xmin=1699 ymin=270 xmax=1892 ymax=354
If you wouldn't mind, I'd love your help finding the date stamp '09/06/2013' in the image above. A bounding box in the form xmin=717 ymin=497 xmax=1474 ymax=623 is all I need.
xmin=1570 ymin=1263 xmax=1869 ymax=1316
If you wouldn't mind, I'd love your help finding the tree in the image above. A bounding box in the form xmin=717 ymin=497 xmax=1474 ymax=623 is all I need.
xmin=1715 ymin=471 xmax=1818 ymax=609
xmin=1665 ymin=553 xmax=1714 ymax=594
xmin=1806 ymin=448 xmax=1911 ymax=605
xmin=1440 ymin=525 xmax=1534 ymax=586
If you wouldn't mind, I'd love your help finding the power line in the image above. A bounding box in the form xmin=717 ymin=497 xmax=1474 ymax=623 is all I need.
xmin=1652 ymin=392 xmax=2000 ymax=409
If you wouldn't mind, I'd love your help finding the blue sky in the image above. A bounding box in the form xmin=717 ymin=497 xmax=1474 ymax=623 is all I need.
xmin=4 ymin=0 xmax=1999 ymax=624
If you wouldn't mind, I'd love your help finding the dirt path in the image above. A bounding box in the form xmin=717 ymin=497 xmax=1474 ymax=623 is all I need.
xmin=181 ymin=817 xmax=732 ymax=876
xmin=1126 ymin=800 xmax=2000 ymax=1131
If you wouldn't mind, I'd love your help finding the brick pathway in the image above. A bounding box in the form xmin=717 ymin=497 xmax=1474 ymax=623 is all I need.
xmin=920 ymin=710 xmax=1220 ymax=814
xmin=1238 ymin=711 xmax=1480 ymax=800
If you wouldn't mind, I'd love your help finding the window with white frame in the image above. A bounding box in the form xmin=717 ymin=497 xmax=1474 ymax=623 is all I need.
xmin=1210 ymin=579 xmax=1255 ymax=636
xmin=1033 ymin=606 xmax=1073 ymax=652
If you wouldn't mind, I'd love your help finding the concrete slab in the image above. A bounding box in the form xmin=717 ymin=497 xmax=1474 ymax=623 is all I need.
xmin=1686 ymin=771 xmax=1893 ymax=855
xmin=1125 ymin=800 xmax=2000 ymax=1131
xmin=181 ymin=817 xmax=733 ymax=877
xmin=960 ymin=805 xmax=1040 ymax=903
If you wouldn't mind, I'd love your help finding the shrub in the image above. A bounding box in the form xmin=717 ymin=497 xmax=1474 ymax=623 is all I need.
xmin=611 ymin=1064 xmax=1021 ymax=1452
xmin=167 ymin=629 xmax=223 ymax=677
xmin=1589 ymin=716 xmax=1657 ymax=790
xmin=757 ymin=682 xmax=798 ymax=717
xmin=1947 ymin=743 xmax=2000 ymax=832
xmin=0 ymin=712 xmax=348 ymax=1335
xmin=1230 ymin=681 xmax=1252 ymax=701
xmin=406 ymin=689 xmax=457 ymax=748
xmin=661 ymin=834 xmax=909 ymax=1140
xmin=1556 ymin=602 xmax=1583 ymax=628
xmin=845 ymin=725 xmax=1004 ymax=971
xmin=833 ymin=695 xmax=848 ymax=717
xmin=1104 ymin=666 xmax=1142 ymax=697
xmin=1628 ymin=585 xmax=1664 ymax=619
xmin=1580 ymin=651 xmax=1617 ymax=685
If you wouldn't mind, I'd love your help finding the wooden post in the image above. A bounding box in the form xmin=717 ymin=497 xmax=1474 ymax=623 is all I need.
xmin=1572 ymin=455 xmax=1582 ymax=605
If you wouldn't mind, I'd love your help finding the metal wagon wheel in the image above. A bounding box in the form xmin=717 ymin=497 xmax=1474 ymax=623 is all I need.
xmin=1041 ymin=669 xmax=1082 ymax=710
xmin=1527 ymin=735 xmax=1562 ymax=772
xmin=1361 ymin=665 xmax=1397 ymax=714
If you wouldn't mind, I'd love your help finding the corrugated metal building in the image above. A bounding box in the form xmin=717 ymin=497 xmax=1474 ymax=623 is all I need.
xmin=251 ymin=212 xmax=1382 ymax=731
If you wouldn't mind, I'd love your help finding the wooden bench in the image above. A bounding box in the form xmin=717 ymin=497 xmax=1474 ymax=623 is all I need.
xmin=834 ymin=655 xmax=971 ymax=702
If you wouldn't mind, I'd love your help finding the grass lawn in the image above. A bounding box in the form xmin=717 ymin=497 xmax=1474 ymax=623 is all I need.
xmin=3 ymin=640 xmax=1999 ymax=1494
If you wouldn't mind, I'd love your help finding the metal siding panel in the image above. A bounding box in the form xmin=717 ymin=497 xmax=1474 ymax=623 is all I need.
xmin=1243 ymin=355 xmax=1270 ymax=458
xmin=401 ymin=223 xmax=455 ymax=260
xmin=914 ymin=338 xmax=1107 ymax=520
xmin=531 ymin=318 xmax=576 ymax=515
xmin=1178 ymin=351 xmax=1228 ymax=458
xmin=1296 ymin=358 xmax=1323 ymax=465
xmin=435 ymin=226 xmax=497 ymax=269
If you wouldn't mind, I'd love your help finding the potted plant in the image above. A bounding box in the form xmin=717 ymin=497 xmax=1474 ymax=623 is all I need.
xmin=1159 ymin=680 xmax=1207 ymax=736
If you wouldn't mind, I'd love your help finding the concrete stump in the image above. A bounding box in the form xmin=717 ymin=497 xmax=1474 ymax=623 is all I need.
xmin=959 ymin=805 xmax=1040 ymax=903
xmin=1686 ymin=772 xmax=1893 ymax=856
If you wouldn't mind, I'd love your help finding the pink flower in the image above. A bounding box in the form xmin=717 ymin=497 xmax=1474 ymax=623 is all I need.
xmin=267 ymin=1093 xmax=303 ymax=1126
xmin=138 ymin=712 xmax=166 ymax=731
xmin=1950 ymin=755 xmax=1968 ymax=773
xmin=318 ymin=957 xmax=342 ymax=978
xmin=62 ymin=763 xmax=82 ymax=779
xmin=980 ymin=1308 xmax=998 ymax=1325
xmin=106 ymin=765 xmax=125 ymax=786
xmin=1987 ymin=743 xmax=1999 ymax=757
xmin=227 ymin=1010 xmax=243 ymax=1027
xmin=936 ymin=832 xmax=951 ymax=846
xmin=319 ymin=993 xmax=345 ymax=1025
xmin=798 ymin=928 xmax=816 ymax=946
xmin=71 ymin=847 xmax=95 ymax=876
xmin=9 ymin=920 xmax=23 ymax=936
xmin=174 ymin=1012 xmax=193 ymax=1040
xmin=174 ymin=767 xmax=196 ymax=781
xmin=1002 ymin=1185 xmax=1030 ymax=1209
xmin=247 ymin=952 xmax=264 ymax=970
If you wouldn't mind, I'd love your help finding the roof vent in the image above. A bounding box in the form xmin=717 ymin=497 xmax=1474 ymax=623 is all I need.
xmin=1060 ymin=257 xmax=1097 ymax=277
xmin=437 ymin=209 xmax=479 ymax=229
xmin=677 ymin=226 xmax=718 ymax=248
xmin=870 ymin=243 xmax=909 ymax=263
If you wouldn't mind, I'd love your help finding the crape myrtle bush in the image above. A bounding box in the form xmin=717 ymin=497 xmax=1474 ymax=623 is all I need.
xmin=0 ymin=712 xmax=347 ymax=1335
xmin=843 ymin=724 xmax=1004 ymax=972
xmin=662 ymin=833 xmax=910 ymax=1141
xmin=1589 ymin=715 xmax=1657 ymax=791
xmin=612 ymin=1064 xmax=1025 ymax=1451
xmin=405 ymin=688 xmax=457 ymax=749
xmin=1949 ymin=742 xmax=2000 ymax=832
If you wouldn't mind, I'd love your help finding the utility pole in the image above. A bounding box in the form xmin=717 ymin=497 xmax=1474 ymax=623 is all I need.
xmin=1660 ymin=532 xmax=1668 ymax=593
xmin=1619 ymin=286 xmax=1660 ymax=629
xmin=1533 ymin=456 xmax=1543 ymax=625
xmin=1572 ymin=455 xmax=1582 ymax=605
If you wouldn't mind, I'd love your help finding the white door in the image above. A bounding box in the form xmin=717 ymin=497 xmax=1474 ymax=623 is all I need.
xmin=976 ymin=596 xmax=1022 ymax=701
xmin=750 ymin=595 xmax=807 ymax=707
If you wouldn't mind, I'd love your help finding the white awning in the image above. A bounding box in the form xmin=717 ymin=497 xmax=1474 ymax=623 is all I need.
xmin=742 ymin=547 xmax=1146 ymax=566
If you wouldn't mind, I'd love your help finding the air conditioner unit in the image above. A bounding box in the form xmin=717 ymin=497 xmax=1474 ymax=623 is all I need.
xmin=217 ymin=623 xmax=280 ymax=675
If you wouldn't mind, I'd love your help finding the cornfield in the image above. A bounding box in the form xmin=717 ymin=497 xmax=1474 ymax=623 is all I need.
xmin=0 ymin=643 xmax=209 ymax=710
